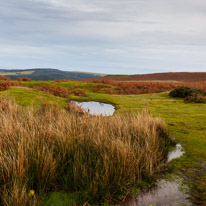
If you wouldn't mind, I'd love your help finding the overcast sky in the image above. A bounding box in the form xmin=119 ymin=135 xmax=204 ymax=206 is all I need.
xmin=0 ymin=0 xmax=206 ymax=74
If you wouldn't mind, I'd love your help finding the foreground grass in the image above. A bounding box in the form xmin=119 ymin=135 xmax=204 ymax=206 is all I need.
xmin=0 ymin=97 xmax=171 ymax=206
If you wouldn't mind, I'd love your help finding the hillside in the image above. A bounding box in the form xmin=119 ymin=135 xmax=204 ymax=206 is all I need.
xmin=105 ymin=72 xmax=206 ymax=82
xmin=0 ymin=68 xmax=105 ymax=80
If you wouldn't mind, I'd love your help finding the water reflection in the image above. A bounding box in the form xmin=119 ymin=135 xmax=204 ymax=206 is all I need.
xmin=122 ymin=144 xmax=192 ymax=206
xmin=168 ymin=144 xmax=184 ymax=162
xmin=71 ymin=101 xmax=115 ymax=116
xmin=122 ymin=179 xmax=191 ymax=206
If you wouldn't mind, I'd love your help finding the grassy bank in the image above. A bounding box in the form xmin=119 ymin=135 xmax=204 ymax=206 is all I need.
xmin=0 ymin=97 xmax=172 ymax=206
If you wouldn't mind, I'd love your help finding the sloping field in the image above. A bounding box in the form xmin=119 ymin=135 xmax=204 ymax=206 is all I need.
xmin=105 ymin=72 xmax=206 ymax=82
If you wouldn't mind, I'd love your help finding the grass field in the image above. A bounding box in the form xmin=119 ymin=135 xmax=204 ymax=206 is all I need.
xmin=0 ymin=80 xmax=206 ymax=205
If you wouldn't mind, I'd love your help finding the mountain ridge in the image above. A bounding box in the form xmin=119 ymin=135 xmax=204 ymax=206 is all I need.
xmin=0 ymin=68 xmax=105 ymax=80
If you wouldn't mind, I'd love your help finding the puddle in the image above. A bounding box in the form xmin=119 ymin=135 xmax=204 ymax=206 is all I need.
xmin=167 ymin=144 xmax=184 ymax=162
xmin=122 ymin=144 xmax=192 ymax=206
xmin=71 ymin=101 xmax=115 ymax=116
xmin=122 ymin=179 xmax=191 ymax=206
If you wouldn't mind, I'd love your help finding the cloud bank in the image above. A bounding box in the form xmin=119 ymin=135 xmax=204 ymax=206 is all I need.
xmin=0 ymin=0 xmax=206 ymax=74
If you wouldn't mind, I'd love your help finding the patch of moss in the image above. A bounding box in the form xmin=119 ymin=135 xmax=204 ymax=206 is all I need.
xmin=40 ymin=192 xmax=77 ymax=206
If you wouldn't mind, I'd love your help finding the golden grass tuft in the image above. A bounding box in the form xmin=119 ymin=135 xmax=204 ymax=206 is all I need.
xmin=0 ymin=97 xmax=172 ymax=205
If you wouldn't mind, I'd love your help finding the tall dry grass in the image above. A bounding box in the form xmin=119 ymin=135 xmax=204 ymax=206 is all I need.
xmin=0 ymin=98 xmax=172 ymax=205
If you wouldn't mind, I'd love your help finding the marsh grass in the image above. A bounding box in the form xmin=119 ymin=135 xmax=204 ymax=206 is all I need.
xmin=0 ymin=97 xmax=172 ymax=205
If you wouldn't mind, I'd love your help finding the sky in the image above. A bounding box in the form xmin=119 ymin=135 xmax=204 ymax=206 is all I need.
xmin=0 ymin=0 xmax=206 ymax=74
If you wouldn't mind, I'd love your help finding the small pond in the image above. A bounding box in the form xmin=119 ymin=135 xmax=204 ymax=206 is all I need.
xmin=71 ymin=101 xmax=115 ymax=116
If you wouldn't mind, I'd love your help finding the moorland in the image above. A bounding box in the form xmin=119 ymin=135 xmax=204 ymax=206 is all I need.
xmin=0 ymin=74 xmax=206 ymax=206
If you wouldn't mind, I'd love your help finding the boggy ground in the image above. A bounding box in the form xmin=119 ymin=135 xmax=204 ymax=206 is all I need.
xmin=0 ymin=81 xmax=206 ymax=205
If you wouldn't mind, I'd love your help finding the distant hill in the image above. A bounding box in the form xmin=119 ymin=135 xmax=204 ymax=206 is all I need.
xmin=0 ymin=68 xmax=105 ymax=81
xmin=105 ymin=72 xmax=206 ymax=82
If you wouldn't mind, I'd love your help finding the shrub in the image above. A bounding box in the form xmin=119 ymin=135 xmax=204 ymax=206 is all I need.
xmin=169 ymin=86 xmax=196 ymax=98
xmin=35 ymin=85 xmax=69 ymax=97
xmin=68 ymin=87 xmax=89 ymax=97
xmin=54 ymin=79 xmax=71 ymax=82
xmin=0 ymin=76 xmax=11 ymax=81
xmin=169 ymin=86 xmax=206 ymax=103
xmin=17 ymin=77 xmax=32 ymax=81
xmin=64 ymin=101 xmax=86 ymax=114
xmin=0 ymin=81 xmax=11 ymax=91
xmin=184 ymin=94 xmax=206 ymax=103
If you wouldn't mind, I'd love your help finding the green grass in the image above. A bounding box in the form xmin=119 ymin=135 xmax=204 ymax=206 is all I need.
xmin=1 ymin=83 xmax=206 ymax=205
xmin=40 ymin=192 xmax=77 ymax=206
xmin=0 ymin=87 xmax=67 ymax=107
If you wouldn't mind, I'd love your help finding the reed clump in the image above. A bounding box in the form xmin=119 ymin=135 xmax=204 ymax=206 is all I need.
xmin=0 ymin=98 xmax=172 ymax=205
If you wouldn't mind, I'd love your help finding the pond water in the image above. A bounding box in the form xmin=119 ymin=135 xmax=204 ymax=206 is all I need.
xmin=71 ymin=101 xmax=115 ymax=116
xmin=122 ymin=144 xmax=192 ymax=206
xmin=167 ymin=144 xmax=184 ymax=163
xmin=122 ymin=178 xmax=191 ymax=206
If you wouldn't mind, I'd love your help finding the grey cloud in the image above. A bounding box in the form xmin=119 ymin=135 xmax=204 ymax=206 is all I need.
xmin=0 ymin=0 xmax=206 ymax=73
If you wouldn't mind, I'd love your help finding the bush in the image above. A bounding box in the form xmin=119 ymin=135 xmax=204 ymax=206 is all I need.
xmin=68 ymin=87 xmax=89 ymax=97
xmin=35 ymin=85 xmax=69 ymax=97
xmin=169 ymin=86 xmax=194 ymax=98
xmin=169 ymin=86 xmax=206 ymax=103
xmin=64 ymin=101 xmax=86 ymax=114
xmin=184 ymin=94 xmax=206 ymax=103
xmin=0 ymin=81 xmax=11 ymax=91
xmin=0 ymin=76 xmax=11 ymax=81
xmin=169 ymin=86 xmax=206 ymax=98
xmin=17 ymin=77 xmax=32 ymax=81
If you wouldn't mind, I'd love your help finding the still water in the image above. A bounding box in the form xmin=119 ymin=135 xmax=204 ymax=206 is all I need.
xmin=71 ymin=101 xmax=115 ymax=116
xmin=122 ymin=144 xmax=192 ymax=206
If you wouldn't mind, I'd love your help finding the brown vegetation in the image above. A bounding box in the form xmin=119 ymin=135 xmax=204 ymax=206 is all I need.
xmin=87 ymin=79 xmax=206 ymax=95
xmin=35 ymin=85 xmax=69 ymax=97
xmin=17 ymin=77 xmax=32 ymax=81
xmin=0 ymin=98 xmax=172 ymax=205
xmin=35 ymin=85 xmax=89 ymax=98
xmin=0 ymin=81 xmax=11 ymax=91
xmin=0 ymin=75 xmax=11 ymax=81
xmin=184 ymin=94 xmax=206 ymax=103
xmin=54 ymin=79 xmax=71 ymax=82
xmin=64 ymin=101 xmax=86 ymax=115
xmin=68 ymin=86 xmax=89 ymax=97
xmin=104 ymin=72 xmax=206 ymax=82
